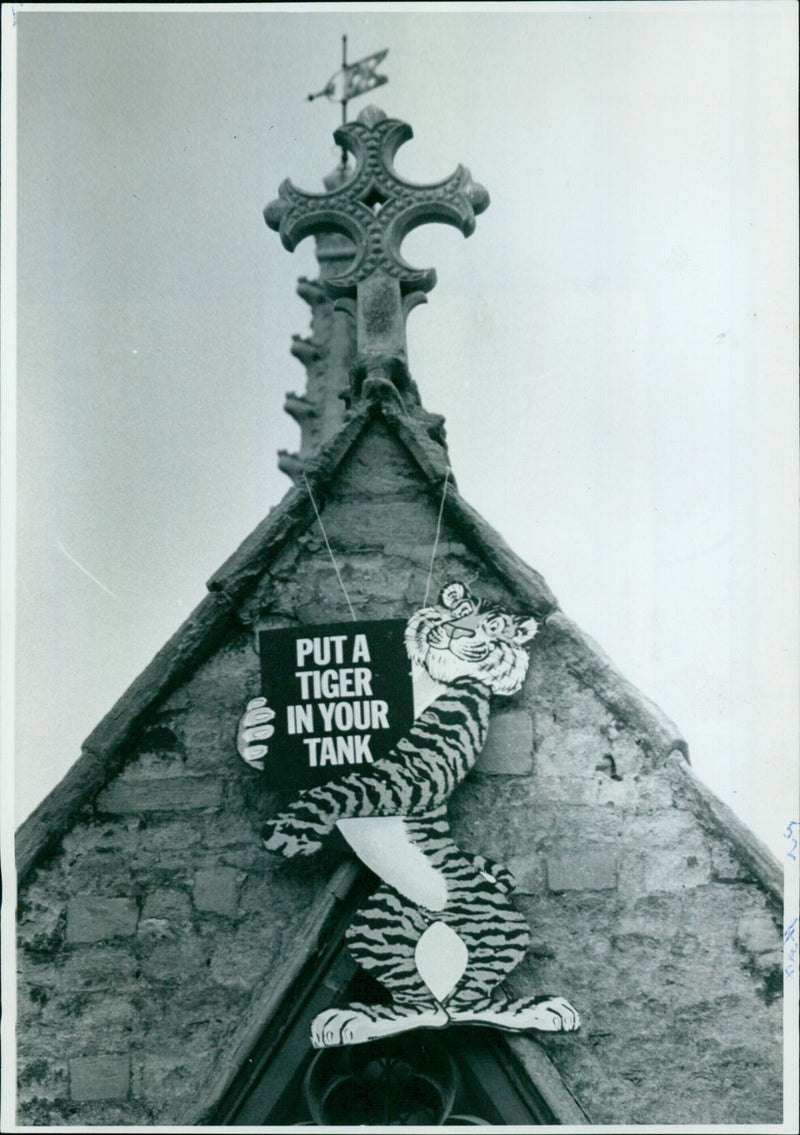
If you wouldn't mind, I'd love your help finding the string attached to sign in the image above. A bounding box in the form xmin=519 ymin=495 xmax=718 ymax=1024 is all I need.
xmin=424 ymin=467 xmax=451 ymax=608
xmin=302 ymin=471 xmax=357 ymax=622
xmin=301 ymin=463 xmax=450 ymax=620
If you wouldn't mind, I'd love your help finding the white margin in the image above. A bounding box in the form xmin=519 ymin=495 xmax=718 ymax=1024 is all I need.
xmin=1 ymin=3 xmax=19 ymax=1131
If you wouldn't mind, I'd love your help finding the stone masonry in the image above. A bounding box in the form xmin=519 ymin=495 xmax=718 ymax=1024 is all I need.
xmin=16 ymin=415 xmax=782 ymax=1125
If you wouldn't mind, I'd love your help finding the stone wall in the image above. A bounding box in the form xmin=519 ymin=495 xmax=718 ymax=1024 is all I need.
xmin=17 ymin=418 xmax=782 ymax=1125
xmin=454 ymin=628 xmax=783 ymax=1124
xmin=17 ymin=630 xmax=340 ymax=1125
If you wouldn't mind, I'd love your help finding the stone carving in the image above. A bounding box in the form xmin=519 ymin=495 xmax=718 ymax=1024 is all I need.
xmin=264 ymin=106 xmax=489 ymax=386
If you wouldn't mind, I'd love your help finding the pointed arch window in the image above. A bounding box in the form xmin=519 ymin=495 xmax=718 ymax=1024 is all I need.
xmin=211 ymin=871 xmax=560 ymax=1126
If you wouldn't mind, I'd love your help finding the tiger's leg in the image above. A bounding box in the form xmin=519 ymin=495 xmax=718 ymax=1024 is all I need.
xmin=346 ymin=886 xmax=437 ymax=1008
xmin=310 ymin=884 xmax=448 ymax=1049
xmin=442 ymin=878 xmax=581 ymax=1034
xmin=441 ymin=883 xmax=530 ymax=1011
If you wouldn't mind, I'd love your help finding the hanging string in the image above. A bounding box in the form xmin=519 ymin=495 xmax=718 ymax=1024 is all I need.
xmin=302 ymin=471 xmax=357 ymax=622
xmin=424 ymin=467 xmax=451 ymax=608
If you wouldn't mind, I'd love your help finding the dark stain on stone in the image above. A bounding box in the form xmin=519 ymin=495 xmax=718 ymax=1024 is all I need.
xmin=137 ymin=725 xmax=184 ymax=754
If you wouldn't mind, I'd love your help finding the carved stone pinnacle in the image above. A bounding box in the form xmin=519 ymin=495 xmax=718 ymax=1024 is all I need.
xmin=264 ymin=105 xmax=489 ymax=392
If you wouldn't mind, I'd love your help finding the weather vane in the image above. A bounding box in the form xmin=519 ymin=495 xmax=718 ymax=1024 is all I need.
xmin=308 ymin=36 xmax=389 ymax=164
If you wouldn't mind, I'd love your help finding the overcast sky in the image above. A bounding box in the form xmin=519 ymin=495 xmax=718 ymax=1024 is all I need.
xmin=6 ymin=2 xmax=798 ymax=858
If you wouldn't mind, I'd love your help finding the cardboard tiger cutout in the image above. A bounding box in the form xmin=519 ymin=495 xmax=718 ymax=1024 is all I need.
xmin=237 ymin=581 xmax=580 ymax=1047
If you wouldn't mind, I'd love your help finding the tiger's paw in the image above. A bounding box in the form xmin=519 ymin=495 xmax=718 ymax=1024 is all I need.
xmin=236 ymin=697 xmax=275 ymax=771
xmin=261 ymin=819 xmax=322 ymax=859
xmin=310 ymin=1003 xmax=448 ymax=1048
xmin=448 ymin=994 xmax=580 ymax=1033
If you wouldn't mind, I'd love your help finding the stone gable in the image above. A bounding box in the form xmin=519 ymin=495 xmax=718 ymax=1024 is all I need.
xmin=16 ymin=412 xmax=782 ymax=1125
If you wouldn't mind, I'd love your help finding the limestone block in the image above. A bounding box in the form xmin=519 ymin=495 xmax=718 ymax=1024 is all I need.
xmin=66 ymin=897 xmax=138 ymax=944
xmin=322 ymin=498 xmax=440 ymax=549
xmin=530 ymin=775 xmax=601 ymax=805
xmin=633 ymin=770 xmax=674 ymax=812
xmin=16 ymin=982 xmax=46 ymax=1032
xmin=208 ymin=927 xmax=274 ymax=990
xmin=476 ymin=711 xmax=534 ymax=775
xmin=507 ymin=851 xmax=546 ymax=894
xmin=16 ymin=1102 xmax=71 ymax=1127
xmin=139 ymin=817 xmax=204 ymax=851
xmin=42 ymin=992 xmax=138 ymax=1040
xmin=137 ymin=934 xmax=209 ymax=985
xmin=314 ymin=563 xmax=415 ymax=609
xmin=212 ymin=845 xmax=261 ymax=873
xmin=595 ymin=773 xmax=640 ymax=809
xmin=171 ymin=637 xmax=258 ymax=710
xmin=96 ymin=776 xmax=224 ymax=814
xmin=618 ymin=811 xmax=712 ymax=895
xmin=55 ymin=1100 xmax=150 ymax=1127
xmin=129 ymin=850 xmax=198 ymax=889
xmin=179 ymin=720 xmax=241 ymax=774
xmin=449 ymin=779 xmax=559 ymax=864
xmin=329 ymin=425 xmax=428 ymax=498
xmin=17 ymin=1056 xmax=68 ymax=1106
xmin=61 ymin=818 xmax=142 ymax=858
xmin=141 ymin=887 xmax=192 ymax=923
xmin=735 ymin=911 xmax=781 ymax=972
xmin=735 ymin=911 xmax=778 ymax=955
xmin=18 ymin=888 xmax=65 ymax=953
xmin=69 ymin=1054 xmax=130 ymax=1102
xmin=546 ymin=846 xmax=617 ymax=892
xmin=119 ymin=751 xmax=188 ymax=780
xmin=59 ymin=851 xmax=135 ymax=897
xmin=61 ymin=945 xmax=139 ymax=991
xmin=670 ymin=931 xmax=700 ymax=957
xmin=614 ymin=892 xmax=680 ymax=940
xmin=201 ymin=812 xmax=259 ymax=849
xmin=296 ymin=596 xmax=398 ymax=624
xmin=385 ymin=540 xmax=471 ymax=567
xmin=641 ymin=831 xmax=712 ymax=894
xmin=529 ymin=670 xmax=612 ymax=735
xmin=535 ymin=724 xmax=611 ymax=779
xmin=136 ymin=971 xmax=248 ymax=1046
xmin=546 ymin=802 xmax=626 ymax=847
xmin=131 ymin=1050 xmax=216 ymax=1109
xmin=193 ymin=866 xmax=241 ymax=918
xmin=624 ymin=808 xmax=706 ymax=847
xmin=137 ymin=918 xmax=176 ymax=943
xmin=711 ymin=841 xmax=751 ymax=882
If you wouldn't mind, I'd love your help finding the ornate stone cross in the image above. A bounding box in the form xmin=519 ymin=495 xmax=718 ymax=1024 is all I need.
xmin=264 ymin=105 xmax=489 ymax=393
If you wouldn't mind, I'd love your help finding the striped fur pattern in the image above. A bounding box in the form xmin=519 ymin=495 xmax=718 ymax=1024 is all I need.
xmin=344 ymin=806 xmax=532 ymax=1012
xmin=254 ymin=582 xmax=579 ymax=1045
xmin=260 ymin=674 xmax=492 ymax=855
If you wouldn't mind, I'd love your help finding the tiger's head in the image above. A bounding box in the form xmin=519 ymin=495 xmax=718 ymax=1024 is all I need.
xmin=405 ymin=581 xmax=538 ymax=696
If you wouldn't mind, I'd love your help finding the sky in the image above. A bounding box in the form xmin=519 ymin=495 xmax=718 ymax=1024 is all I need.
xmin=4 ymin=2 xmax=798 ymax=860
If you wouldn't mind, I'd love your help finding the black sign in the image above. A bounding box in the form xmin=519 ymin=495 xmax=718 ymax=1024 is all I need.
xmin=258 ymin=619 xmax=414 ymax=789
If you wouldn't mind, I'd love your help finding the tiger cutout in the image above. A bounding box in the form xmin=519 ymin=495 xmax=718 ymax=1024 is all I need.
xmin=237 ymin=581 xmax=580 ymax=1047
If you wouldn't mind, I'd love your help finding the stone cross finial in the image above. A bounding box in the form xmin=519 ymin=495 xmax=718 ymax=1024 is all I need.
xmin=264 ymin=106 xmax=489 ymax=398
